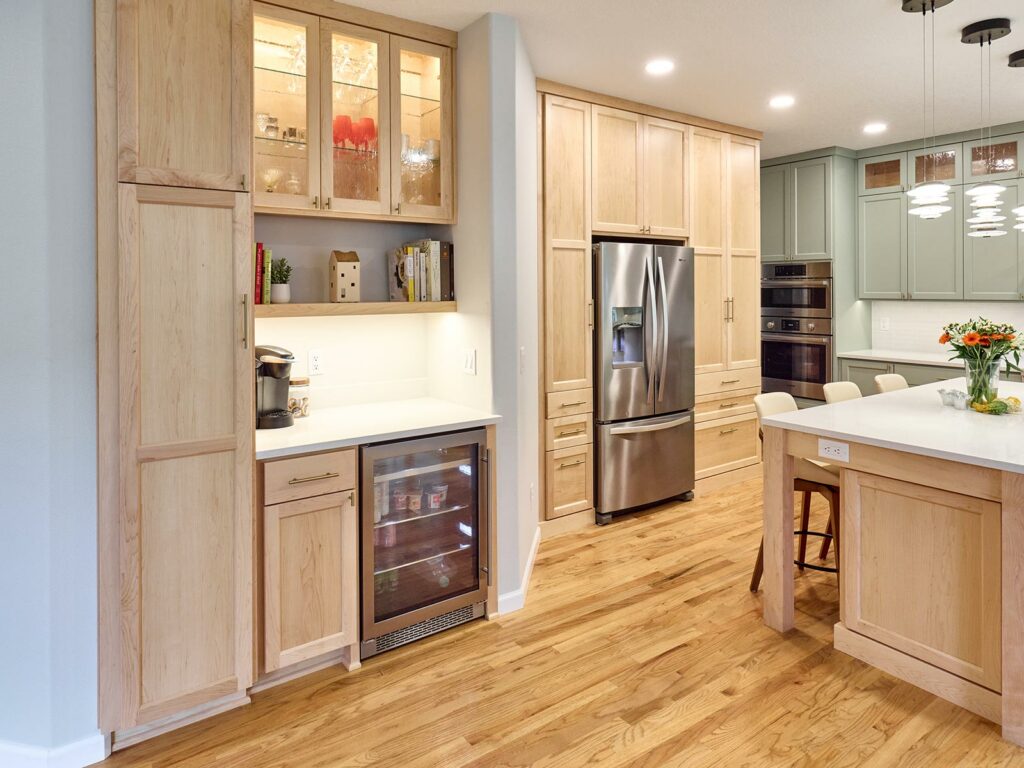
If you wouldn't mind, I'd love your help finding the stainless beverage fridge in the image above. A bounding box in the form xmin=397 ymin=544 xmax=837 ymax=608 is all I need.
xmin=594 ymin=242 xmax=696 ymax=524
xmin=360 ymin=430 xmax=489 ymax=658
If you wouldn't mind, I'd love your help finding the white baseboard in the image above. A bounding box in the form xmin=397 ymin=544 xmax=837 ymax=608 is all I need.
xmin=497 ymin=525 xmax=541 ymax=615
xmin=0 ymin=732 xmax=108 ymax=768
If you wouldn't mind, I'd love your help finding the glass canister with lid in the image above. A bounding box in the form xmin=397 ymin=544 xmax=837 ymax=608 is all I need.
xmin=287 ymin=376 xmax=310 ymax=418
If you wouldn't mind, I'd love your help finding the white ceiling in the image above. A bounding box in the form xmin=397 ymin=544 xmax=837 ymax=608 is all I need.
xmin=344 ymin=0 xmax=1024 ymax=158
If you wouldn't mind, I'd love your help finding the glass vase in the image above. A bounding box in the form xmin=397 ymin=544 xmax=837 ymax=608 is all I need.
xmin=964 ymin=357 xmax=1002 ymax=406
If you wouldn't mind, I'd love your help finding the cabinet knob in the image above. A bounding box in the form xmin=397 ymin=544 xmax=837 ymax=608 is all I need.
xmin=807 ymin=323 xmax=816 ymax=331
xmin=766 ymin=321 xmax=776 ymax=329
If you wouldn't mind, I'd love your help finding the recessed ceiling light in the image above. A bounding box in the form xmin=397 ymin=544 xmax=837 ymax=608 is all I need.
xmin=863 ymin=122 xmax=888 ymax=135
xmin=769 ymin=94 xmax=795 ymax=109
xmin=645 ymin=58 xmax=674 ymax=76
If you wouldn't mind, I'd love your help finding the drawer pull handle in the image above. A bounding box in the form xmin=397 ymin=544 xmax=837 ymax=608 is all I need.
xmin=718 ymin=402 xmax=739 ymax=408
xmin=559 ymin=428 xmax=587 ymax=436
xmin=719 ymin=428 xmax=738 ymax=436
xmin=288 ymin=471 xmax=340 ymax=485
xmin=721 ymin=379 xmax=740 ymax=385
xmin=559 ymin=400 xmax=587 ymax=408
xmin=557 ymin=459 xmax=585 ymax=469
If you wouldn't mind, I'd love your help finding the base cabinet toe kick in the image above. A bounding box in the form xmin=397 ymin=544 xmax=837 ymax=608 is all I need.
xmin=760 ymin=423 xmax=1024 ymax=745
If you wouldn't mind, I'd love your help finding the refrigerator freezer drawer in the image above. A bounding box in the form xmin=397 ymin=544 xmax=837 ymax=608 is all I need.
xmin=596 ymin=412 xmax=695 ymax=515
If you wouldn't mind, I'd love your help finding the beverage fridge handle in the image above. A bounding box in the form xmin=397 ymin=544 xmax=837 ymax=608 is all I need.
xmin=646 ymin=254 xmax=658 ymax=405
xmin=657 ymin=256 xmax=669 ymax=402
xmin=479 ymin=447 xmax=491 ymax=587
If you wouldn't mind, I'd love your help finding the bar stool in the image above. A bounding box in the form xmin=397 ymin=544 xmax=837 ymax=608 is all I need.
xmin=823 ymin=381 xmax=862 ymax=404
xmin=875 ymin=373 xmax=909 ymax=394
xmin=750 ymin=392 xmax=841 ymax=592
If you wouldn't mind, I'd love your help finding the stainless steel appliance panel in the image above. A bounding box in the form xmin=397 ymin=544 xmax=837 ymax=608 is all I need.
xmin=653 ymin=245 xmax=695 ymax=415
xmin=761 ymin=333 xmax=833 ymax=400
xmin=761 ymin=316 xmax=832 ymax=335
xmin=595 ymin=242 xmax=656 ymax=422
xmin=596 ymin=412 xmax=694 ymax=513
xmin=760 ymin=279 xmax=833 ymax=318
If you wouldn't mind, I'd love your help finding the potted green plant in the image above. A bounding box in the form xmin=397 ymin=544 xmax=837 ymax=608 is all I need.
xmin=270 ymin=257 xmax=292 ymax=304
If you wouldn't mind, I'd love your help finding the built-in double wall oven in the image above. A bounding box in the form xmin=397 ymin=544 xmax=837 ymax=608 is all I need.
xmin=761 ymin=262 xmax=833 ymax=400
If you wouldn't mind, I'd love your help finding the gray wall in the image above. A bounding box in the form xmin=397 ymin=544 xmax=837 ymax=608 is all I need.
xmin=0 ymin=0 xmax=99 ymax=752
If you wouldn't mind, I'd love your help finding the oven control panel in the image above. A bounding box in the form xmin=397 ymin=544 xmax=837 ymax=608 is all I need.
xmin=761 ymin=316 xmax=832 ymax=335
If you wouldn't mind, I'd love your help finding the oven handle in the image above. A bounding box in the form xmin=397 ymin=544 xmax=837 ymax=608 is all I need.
xmin=761 ymin=279 xmax=832 ymax=287
xmin=761 ymin=333 xmax=832 ymax=345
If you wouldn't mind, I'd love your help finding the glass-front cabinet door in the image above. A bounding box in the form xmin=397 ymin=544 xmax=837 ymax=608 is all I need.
xmin=390 ymin=37 xmax=453 ymax=220
xmin=320 ymin=21 xmax=390 ymax=215
xmin=908 ymin=142 xmax=962 ymax=187
xmin=858 ymin=152 xmax=907 ymax=195
xmin=963 ymin=134 xmax=1024 ymax=183
xmin=253 ymin=4 xmax=320 ymax=210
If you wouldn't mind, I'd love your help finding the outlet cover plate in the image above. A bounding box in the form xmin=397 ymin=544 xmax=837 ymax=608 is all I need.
xmin=818 ymin=438 xmax=849 ymax=463
xmin=463 ymin=348 xmax=477 ymax=375
xmin=309 ymin=349 xmax=324 ymax=376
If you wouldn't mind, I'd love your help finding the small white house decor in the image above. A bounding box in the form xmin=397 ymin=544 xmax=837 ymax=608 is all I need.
xmin=329 ymin=250 xmax=360 ymax=303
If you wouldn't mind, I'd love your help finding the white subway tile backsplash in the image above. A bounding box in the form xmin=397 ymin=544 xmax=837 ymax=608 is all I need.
xmin=871 ymin=301 xmax=1024 ymax=353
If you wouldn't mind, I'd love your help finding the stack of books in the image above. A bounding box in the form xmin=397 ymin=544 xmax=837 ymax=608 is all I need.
xmin=389 ymin=240 xmax=454 ymax=302
xmin=253 ymin=242 xmax=271 ymax=304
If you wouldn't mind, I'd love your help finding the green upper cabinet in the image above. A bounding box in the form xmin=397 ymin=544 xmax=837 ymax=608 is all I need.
xmin=858 ymin=152 xmax=907 ymax=195
xmin=907 ymin=186 xmax=963 ymax=300
xmin=963 ymin=133 xmax=1024 ymax=184
xmin=760 ymin=164 xmax=788 ymax=262
xmin=858 ymin=192 xmax=906 ymax=299
xmin=792 ymin=157 xmax=832 ymax=260
xmin=964 ymin=179 xmax=1024 ymax=301
xmin=759 ymin=156 xmax=832 ymax=261
xmin=908 ymin=142 xmax=963 ymax=188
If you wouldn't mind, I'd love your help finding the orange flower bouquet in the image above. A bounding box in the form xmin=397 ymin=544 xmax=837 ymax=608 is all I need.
xmin=940 ymin=318 xmax=1022 ymax=407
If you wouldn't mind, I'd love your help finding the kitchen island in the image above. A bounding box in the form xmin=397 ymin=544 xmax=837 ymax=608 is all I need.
xmin=760 ymin=379 xmax=1024 ymax=744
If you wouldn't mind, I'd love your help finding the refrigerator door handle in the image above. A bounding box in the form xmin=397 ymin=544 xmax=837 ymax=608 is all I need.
xmin=657 ymin=255 xmax=670 ymax=402
xmin=479 ymin=446 xmax=491 ymax=587
xmin=645 ymin=253 xmax=657 ymax=405
xmin=609 ymin=413 xmax=691 ymax=435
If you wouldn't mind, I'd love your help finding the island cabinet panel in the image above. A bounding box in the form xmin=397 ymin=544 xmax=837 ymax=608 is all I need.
xmin=841 ymin=470 xmax=1002 ymax=691
xmin=117 ymin=0 xmax=251 ymax=191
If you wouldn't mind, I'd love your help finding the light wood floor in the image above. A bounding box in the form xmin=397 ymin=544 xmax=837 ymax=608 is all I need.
xmin=100 ymin=477 xmax=1024 ymax=767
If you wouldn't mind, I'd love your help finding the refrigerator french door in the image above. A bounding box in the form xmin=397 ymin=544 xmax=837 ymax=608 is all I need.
xmin=360 ymin=429 xmax=489 ymax=658
xmin=594 ymin=242 xmax=695 ymax=522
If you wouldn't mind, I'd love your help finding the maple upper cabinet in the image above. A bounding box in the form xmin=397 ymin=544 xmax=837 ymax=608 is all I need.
xmin=253 ymin=6 xmax=454 ymax=222
xmin=117 ymin=0 xmax=251 ymax=191
xmin=592 ymin=108 xmax=689 ymax=237
xmin=727 ymin=136 xmax=761 ymax=370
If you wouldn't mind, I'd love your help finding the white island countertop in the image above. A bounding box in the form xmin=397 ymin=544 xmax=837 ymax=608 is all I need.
xmin=255 ymin=398 xmax=500 ymax=460
xmin=761 ymin=379 xmax=1024 ymax=474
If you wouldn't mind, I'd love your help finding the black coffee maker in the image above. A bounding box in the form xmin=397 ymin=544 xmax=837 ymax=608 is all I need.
xmin=255 ymin=345 xmax=295 ymax=429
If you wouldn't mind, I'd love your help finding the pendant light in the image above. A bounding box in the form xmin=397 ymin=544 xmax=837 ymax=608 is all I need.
xmin=905 ymin=1 xmax=951 ymax=217
xmin=961 ymin=19 xmax=1013 ymax=237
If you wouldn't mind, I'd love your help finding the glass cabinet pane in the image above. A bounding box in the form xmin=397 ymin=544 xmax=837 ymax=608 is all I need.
xmin=864 ymin=158 xmax=902 ymax=191
xmin=914 ymin=149 xmax=957 ymax=184
xmin=396 ymin=46 xmax=444 ymax=209
xmin=328 ymin=30 xmax=382 ymax=203
xmin=971 ymin=140 xmax=1018 ymax=178
xmin=254 ymin=13 xmax=313 ymax=201
xmin=370 ymin=443 xmax=479 ymax=623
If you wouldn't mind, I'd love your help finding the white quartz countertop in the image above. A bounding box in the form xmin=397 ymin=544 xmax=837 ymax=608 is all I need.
xmin=761 ymin=379 xmax=1024 ymax=474
xmin=838 ymin=348 xmax=960 ymax=368
xmin=255 ymin=398 xmax=500 ymax=460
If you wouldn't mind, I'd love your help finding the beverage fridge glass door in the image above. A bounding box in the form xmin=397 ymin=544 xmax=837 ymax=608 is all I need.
xmin=653 ymin=245 xmax=695 ymax=415
xmin=595 ymin=242 xmax=656 ymax=422
xmin=362 ymin=429 xmax=488 ymax=640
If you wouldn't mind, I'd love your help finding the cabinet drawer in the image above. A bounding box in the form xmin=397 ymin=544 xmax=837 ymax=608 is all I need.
xmin=695 ymin=413 xmax=759 ymax=480
xmin=695 ymin=389 xmax=758 ymax=423
xmin=696 ymin=367 xmax=761 ymax=397
xmin=545 ymin=414 xmax=593 ymax=451
xmin=546 ymin=388 xmax=593 ymax=418
xmin=892 ymin=363 xmax=958 ymax=387
xmin=545 ymin=444 xmax=593 ymax=520
xmin=264 ymin=449 xmax=356 ymax=506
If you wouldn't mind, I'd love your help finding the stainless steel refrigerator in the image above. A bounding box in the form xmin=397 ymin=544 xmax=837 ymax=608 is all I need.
xmin=594 ymin=242 xmax=695 ymax=524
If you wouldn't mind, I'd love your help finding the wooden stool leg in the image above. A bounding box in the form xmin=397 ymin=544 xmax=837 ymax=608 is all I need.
xmin=750 ymin=537 xmax=764 ymax=592
xmin=796 ymin=491 xmax=811 ymax=570
xmin=819 ymin=517 xmax=832 ymax=561
xmin=826 ymin=488 xmax=841 ymax=589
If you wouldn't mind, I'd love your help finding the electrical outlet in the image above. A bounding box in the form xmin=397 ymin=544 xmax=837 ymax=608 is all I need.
xmin=519 ymin=346 xmax=526 ymax=375
xmin=463 ymin=348 xmax=477 ymax=375
xmin=818 ymin=438 xmax=849 ymax=463
xmin=308 ymin=349 xmax=324 ymax=376
xmin=879 ymin=317 xmax=890 ymax=331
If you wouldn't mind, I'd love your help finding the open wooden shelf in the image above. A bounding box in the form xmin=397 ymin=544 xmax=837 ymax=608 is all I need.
xmin=254 ymin=301 xmax=456 ymax=318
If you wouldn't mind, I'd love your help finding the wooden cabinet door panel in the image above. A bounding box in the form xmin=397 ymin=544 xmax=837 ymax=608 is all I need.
xmin=264 ymin=490 xmax=358 ymax=672
xmin=695 ymin=412 xmax=759 ymax=479
xmin=644 ymin=117 xmax=688 ymax=237
xmin=694 ymin=250 xmax=727 ymax=375
xmin=118 ymin=0 xmax=250 ymax=190
xmin=545 ymin=444 xmax=593 ymax=519
xmin=858 ymin=192 xmax=907 ymax=299
xmin=792 ymin=157 xmax=831 ymax=260
xmin=728 ymin=137 xmax=760 ymax=369
xmin=592 ymin=106 xmax=643 ymax=234
xmin=116 ymin=184 xmax=252 ymax=728
xmin=691 ymin=128 xmax=727 ymax=251
xmin=760 ymin=165 xmax=788 ymax=262
xmin=908 ymin=187 xmax=963 ymax=300
xmin=545 ymin=245 xmax=593 ymax=392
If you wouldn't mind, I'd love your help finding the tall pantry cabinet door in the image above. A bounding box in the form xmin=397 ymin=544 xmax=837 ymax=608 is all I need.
xmin=543 ymin=95 xmax=593 ymax=393
xmin=117 ymin=0 xmax=251 ymax=191
xmin=727 ymin=136 xmax=761 ymax=370
xmin=691 ymin=128 xmax=729 ymax=374
xmin=115 ymin=184 xmax=253 ymax=728
xmin=592 ymin=106 xmax=644 ymax=234
xmin=643 ymin=117 xmax=689 ymax=237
